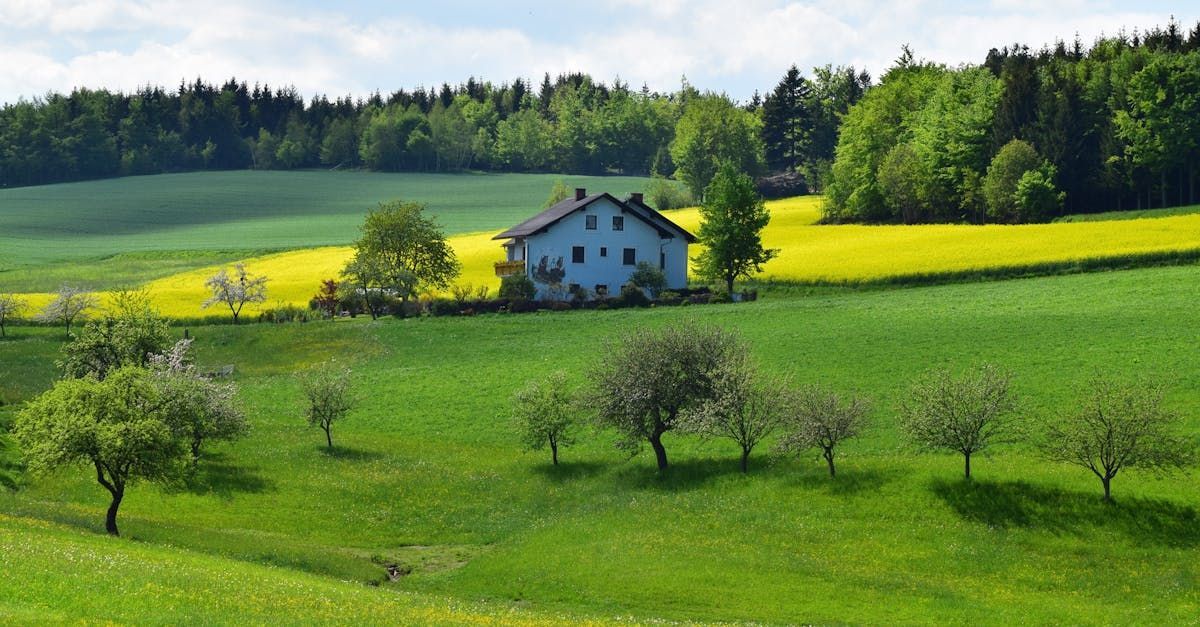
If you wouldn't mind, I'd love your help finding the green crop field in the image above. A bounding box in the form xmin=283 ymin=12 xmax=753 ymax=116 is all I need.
xmin=1055 ymin=203 xmax=1200 ymax=223
xmin=0 ymin=170 xmax=658 ymax=291
xmin=2 ymin=265 xmax=1199 ymax=623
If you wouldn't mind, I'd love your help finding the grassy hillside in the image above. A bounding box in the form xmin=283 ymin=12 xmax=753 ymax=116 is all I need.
xmin=3 ymin=265 xmax=1198 ymax=623
xmin=0 ymin=170 xmax=657 ymax=288
xmin=0 ymin=514 xmax=587 ymax=625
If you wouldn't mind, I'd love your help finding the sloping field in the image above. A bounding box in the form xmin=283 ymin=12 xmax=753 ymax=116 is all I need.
xmin=0 ymin=170 xmax=657 ymax=274
xmin=0 ymin=514 xmax=586 ymax=625
xmin=3 ymin=266 xmax=1199 ymax=623
xmin=16 ymin=195 xmax=1200 ymax=318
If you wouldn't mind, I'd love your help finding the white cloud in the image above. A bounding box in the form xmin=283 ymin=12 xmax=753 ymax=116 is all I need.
xmin=0 ymin=0 xmax=1193 ymax=104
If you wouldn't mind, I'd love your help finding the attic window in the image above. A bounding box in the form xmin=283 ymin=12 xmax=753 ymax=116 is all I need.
xmin=612 ymin=216 xmax=624 ymax=231
xmin=600 ymin=247 xmax=607 ymax=257
xmin=585 ymin=215 xmax=597 ymax=230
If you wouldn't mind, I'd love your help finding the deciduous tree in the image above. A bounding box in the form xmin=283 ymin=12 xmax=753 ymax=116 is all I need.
xmin=899 ymin=364 xmax=1020 ymax=479
xmin=0 ymin=293 xmax=26 ymax=337
xmin=775 ymin=385 xmax=869 ymax=477
xmin=299 ymin=360 xmax=355 ymax=449
xmin=151 ymin=339 xmax=247 ymax=464
xmin=511 ymin=371 xmax=578 ymax=465
xmin=37 ymin=285 xmax=98 ymax=335
xmin=352 ymin=200 xmax=460 ymax=303
xmin=15 ymin=366 xmax=185 ymax=535
xmin=591 ymin=322 xmax=745 ymax=471
xmin=202 ymin=264 xmax=267 ymax=323
xmin=1043 ymin=377 xmax=1195 ymax=500
xmin=670 ymin=95 xmax=765 ymax=198
xmin=683 ymin=359 xmax=787 ymax=473
xmin=58 ymin=288 xmax=171 ymax=379
xmin=693 ymin=162 xmax=778 ymax=294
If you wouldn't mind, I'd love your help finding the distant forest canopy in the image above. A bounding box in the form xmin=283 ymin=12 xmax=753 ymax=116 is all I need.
xmin=826 ymin=19 xmax=1200 ymax=223
xmin=1 ymin=19 xmax=1198 ymax=223
xmin=0 ymin=67 xmax=866 ymax=198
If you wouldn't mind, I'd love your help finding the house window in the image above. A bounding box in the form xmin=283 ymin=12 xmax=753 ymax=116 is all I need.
xmin=600 ymin=247 xmax=607 ymax=257
xmin=660 ymin=251 xmax=666 ymax=269
xmin=585 ymin=215 xmax=597 ymax=230
xmin=572 ymin=246 xmax=585 ymax=263
xmin=612 ymin=216 xmax=624 ymax=231
xmin=623 ymin=248 xmax=636 ymax=266
xmin=595 ymin=284 xmax=608 ymax=296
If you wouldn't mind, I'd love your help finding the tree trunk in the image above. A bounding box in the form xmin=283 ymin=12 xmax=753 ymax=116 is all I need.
xmin=1102 ymin=475 xmax=1112 ymax=501
xmin=824 ymin=447 xmax=836 ymax=477
xmin=963 ymin=451 xmax=971 ymax=479
xmin=324 ymin=425 xmax=333 ymax=449
xmin=105 ymin=488 xmax=124 ymax=536
xmin=725 ymin=275 xmax=735 ymax=297
xmin=550 ymin=439 xmax=559 ymax=466
xmin=648 ymin=431 xmax=669 ymax=471
xmin=191 ymin=438 xmax=202 ymax=463
xmin=740 ymin=447 xmax=750 ymax=474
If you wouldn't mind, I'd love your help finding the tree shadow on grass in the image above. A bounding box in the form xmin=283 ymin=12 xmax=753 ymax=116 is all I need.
xmin=529 ymin=460 xmax=608 ymax=482
xmin=787 ymin=467 xmax=894 ymax=496
xmin=318 ymin=445 xmax=385 ymax=461
xmin=614 ymin=456 xmax=753 ymax=492
xmin=931 ymin=478 xmax=1200 ymax=548
xmin=178 ymin=452 xmax=274 ymax=499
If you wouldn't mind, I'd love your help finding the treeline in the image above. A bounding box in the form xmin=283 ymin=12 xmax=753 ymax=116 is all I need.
xmin=0 ymin=68 xmax=866 ymax=197
xmin=826 ymin=20 xmax=1200 ymax=223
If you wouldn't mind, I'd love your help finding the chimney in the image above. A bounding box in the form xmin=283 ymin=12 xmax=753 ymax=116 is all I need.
xmin=630 ymin=192 xmax=644 ymax=204
xmin=574 ymin=187 xmax=587 ymax=201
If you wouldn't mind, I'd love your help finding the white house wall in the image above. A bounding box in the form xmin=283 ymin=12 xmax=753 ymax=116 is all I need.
xmin=522 ymin=197 xmax=688 ymax=299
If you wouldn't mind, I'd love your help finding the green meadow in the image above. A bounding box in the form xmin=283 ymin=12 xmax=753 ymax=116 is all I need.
xmin=2 ymin=264 xmax=1198 ymax=623
xmin=0 ymin=170 xmax=656 ymax=291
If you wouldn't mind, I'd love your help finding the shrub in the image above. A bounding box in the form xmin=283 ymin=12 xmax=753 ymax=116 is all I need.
xmin=618 ymin=283 xmax=651 ymax=308
xmin=499 ymin=274 xmax=537 ymax=301
xmin=429 ymin=298 xmax=460 ymax=317
xmin=629 ymin=261 xmax=667 ymax=297
xmin=260 ymin=303 xmax=310 ymax=323
xmin=656 ymin=290 xmax=682 ymax=306
xmin=569 ymin=284 xmax=591 ymax=304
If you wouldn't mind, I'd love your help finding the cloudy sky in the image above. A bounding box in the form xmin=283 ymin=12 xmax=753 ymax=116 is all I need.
xmin=0 ymin=0 xmax=1193 ymax=104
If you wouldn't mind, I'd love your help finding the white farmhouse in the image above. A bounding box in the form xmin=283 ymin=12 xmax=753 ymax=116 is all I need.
xmin=493 ymin=188 xmax=696 ymax=299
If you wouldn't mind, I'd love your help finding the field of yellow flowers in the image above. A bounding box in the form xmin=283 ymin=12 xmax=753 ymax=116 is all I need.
xmin=15 ymin=195 xmax=1200 ymax=318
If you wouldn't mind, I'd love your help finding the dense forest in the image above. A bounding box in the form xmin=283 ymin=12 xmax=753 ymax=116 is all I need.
xmin=0 ymin=68 xmax=865 ymax=200
xmin=2 ymin=19 xmax=1199 ymax=222
xmin=826 ymin=20 xmax=1200 ymax=223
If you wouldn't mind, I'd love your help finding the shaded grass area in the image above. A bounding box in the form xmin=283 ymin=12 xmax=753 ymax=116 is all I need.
xmin=0 ymin=249 xmax=268 ymax=293
xmin=0 ymin=170 xmax=658 ymax=272
xmin=1056 ymin=203 xmax=1200 ymax=222
xmin=0 ymin=514 xmax=584 ymax=625
xmin=1 ymin=265 xmax=1199 ymax=622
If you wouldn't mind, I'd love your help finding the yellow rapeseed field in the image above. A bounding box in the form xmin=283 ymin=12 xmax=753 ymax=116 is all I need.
xmin=15 ymin=195 xmax=1200 ymax=318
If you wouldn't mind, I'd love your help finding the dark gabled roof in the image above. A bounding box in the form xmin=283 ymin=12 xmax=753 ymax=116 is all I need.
xmin=493 ymin=192 xmax=697 ymax=243
xmin=624 ymin=195 xmax=698 ymax=243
